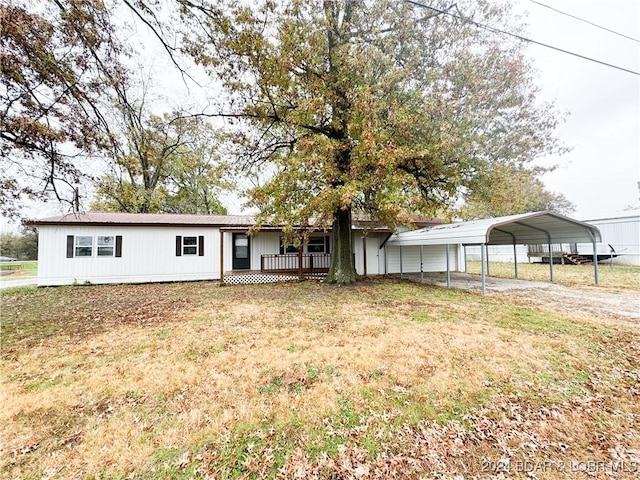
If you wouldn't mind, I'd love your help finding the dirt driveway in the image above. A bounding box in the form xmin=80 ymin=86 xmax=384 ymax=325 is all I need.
xmin=399 ymin=272 xmax=640 ymax=323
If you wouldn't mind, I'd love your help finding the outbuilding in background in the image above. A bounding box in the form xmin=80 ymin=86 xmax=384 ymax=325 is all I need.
xmin=578 ymin=210 xmax=640 ymax=266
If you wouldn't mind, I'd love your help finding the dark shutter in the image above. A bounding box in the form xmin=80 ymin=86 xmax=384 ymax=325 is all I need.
xmin=115 ymin=236 xmax=122 ymax=257
xmin=66 ymin=235 xmax=74 ymax=258
xmin=176 ymin=236 xmax=182 ymax=256
xmin=198 ymin=236 xmax=205 ymax=256
xmin=325 ymin=236 xmax=331 ymax=255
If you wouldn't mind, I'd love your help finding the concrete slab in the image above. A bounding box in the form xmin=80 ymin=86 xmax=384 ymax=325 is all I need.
xmin=394 ymin=272 xmax=556 ymax=292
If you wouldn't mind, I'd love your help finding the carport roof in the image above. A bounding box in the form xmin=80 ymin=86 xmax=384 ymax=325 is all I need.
xmin=387 ymin=211 xmax=602 ymax=246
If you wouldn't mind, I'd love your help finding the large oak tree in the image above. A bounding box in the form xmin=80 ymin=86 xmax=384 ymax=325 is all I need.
xmin=180 ymin=0 xmax=565 ymax=283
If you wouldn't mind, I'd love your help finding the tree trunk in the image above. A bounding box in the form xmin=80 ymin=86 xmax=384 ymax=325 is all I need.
xmin=326 ymin=207 xmax=358 ymax=284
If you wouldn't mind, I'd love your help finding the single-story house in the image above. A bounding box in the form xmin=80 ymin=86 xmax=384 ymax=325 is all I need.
xmin=27 ymin=212 xmax=447 ymax=286
xmin=27 ymin=211 xmax=603 ymax=290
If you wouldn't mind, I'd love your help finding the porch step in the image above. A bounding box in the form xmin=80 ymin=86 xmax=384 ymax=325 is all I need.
xmin=564 ymin=254 xmax=591 ymax=265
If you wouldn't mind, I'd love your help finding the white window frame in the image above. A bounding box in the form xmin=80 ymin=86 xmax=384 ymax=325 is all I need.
xmin=97 ymin=236 xmax=115 ymax=257
xmin=75 ymin=236 xmax=93 ymax=257
xmin=306 ymin=236 xmax=326 ymax=254
xmin=183 ymin=236 xmax=199 ymax=256
xmin=279 ymin=236 xmax=329 ymax=254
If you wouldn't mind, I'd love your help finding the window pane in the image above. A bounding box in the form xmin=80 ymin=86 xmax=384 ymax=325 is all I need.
xmin=98 ymin=247 xmax=114 ymax=257
xmin=235 ymin=246 xmax=248 ymax=259
xmin=307 ymin=237 xmax=325 ymax=253
xmin=76 ymin=236 xmax=92 ymax=246
xmin=184 ymin=246 xmax=197 ymax=255
xmin=183 ymin=236 xmax=197 ymax=246
xmin=280 ymin=238 xmax=298 ymax=254
xmin=235 ymin=237 xmax=248 ymax=247
xmin=75 ymin=246 xmax=92 ymax=257
xmin=98 ymin=236 xmax=114 ymax=246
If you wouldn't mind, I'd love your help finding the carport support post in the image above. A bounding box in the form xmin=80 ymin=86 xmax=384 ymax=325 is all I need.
xmin=480 ymin=243 xmax=486 ymax=295
xmin=592 ymin=238 xmax=599 ymax=285
xmin=485 ymin=244 xmax=490 ymax=276
xmin=548 ymin=240 xmax=554 ymax=282
xmin=446 ymin=244 xmax=451 ymax=288
xmin=513 ymin=241 xmax=518 ymax=279
xmin=420 ymin=245 xmax=424 ymax=283
xmin=463 ymin=245 xmax=467 ymax=273
xmin=399 ymin=246 xmax=403 ymax=279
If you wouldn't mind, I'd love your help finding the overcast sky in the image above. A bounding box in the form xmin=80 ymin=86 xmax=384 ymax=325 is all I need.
xmin=3 ymin=0 xmax=639 ymax=232
xmin=512 ymin=0 xmax=639 ymax=218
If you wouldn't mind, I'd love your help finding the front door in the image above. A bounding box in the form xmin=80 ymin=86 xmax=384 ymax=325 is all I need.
xmin=232 ymin=233 xmax=250 ymax=270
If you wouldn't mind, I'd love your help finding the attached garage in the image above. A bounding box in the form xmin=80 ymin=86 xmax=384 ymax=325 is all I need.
xmin=385 ymin=211 xmax=602 ymax=294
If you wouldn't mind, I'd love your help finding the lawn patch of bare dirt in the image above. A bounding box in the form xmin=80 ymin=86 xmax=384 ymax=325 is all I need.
xmin=1 ymin=279 xmax=639 ymax=479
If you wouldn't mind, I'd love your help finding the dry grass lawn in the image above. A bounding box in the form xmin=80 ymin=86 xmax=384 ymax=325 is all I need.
xmin=466 ymin=261 xmax=640 ymax=290
xmin=1 ymin=278 xmax=639 ymax=479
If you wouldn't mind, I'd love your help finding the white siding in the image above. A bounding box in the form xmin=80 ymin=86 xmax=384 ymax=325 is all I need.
xmin=576 ymin=216 xmax=640 ymax=265
xmin=466 ymin=245 xmax=528 ymax=263
xmin=37 ymin=225 xmax=221 ymax=286
xmin=386 ymin=245 xmax=459 ymax=273
xmin=365 ymin=234 xmax=385 ymax=276
xmin=250 ymin=232 xmax=281 ymax=270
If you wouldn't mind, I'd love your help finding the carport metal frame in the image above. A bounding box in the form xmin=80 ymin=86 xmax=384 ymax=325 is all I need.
xmin=386 ymin=211 xmax=602 ymax=294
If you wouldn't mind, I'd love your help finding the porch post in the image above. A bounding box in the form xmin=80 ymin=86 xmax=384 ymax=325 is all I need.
xmin=362 ymin=236 xmax=368 ymax=277
xmin=420 ymin=245 xmax=424 ymax=283
xmin=446 ymin=243 xmax=451 ymax=288
xmin=480 ymin=242 xmax=486 ymax=295
xmin=384 ymin=245 xmax=388 ymax=275
xmin=219 ymin=230 xmax=224 ymax=284
xmin=399 ymin=246 xmax=403 ymax=279
xmin=298 ymin=242 xmax=303 ymax=281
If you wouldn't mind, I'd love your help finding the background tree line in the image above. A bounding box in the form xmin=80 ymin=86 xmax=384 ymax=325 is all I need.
xmin=0 ymin=228 xmax=38 ymax=261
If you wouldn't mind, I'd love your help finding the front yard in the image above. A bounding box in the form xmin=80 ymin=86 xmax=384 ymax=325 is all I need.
xmin=1 ymin=278 xmax=639 ymax=479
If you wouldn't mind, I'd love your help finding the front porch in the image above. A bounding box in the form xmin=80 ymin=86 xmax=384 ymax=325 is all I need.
xmin=222 ymin=253 xmax=330 ymax=284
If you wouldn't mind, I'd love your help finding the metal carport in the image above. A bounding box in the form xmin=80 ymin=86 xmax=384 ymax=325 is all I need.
xmin=386 ymin=211 xmax=602 ymax=294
